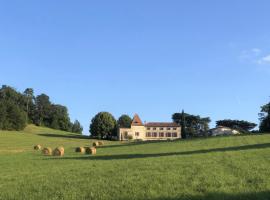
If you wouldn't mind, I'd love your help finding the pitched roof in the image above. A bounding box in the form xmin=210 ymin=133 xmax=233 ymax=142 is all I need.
xmin=131 ymin=114 xmax=144 ymax=126
xmin=145 ymin=122 xmax=180 ymax=127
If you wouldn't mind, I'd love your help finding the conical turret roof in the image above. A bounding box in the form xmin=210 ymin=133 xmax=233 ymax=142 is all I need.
xmin=131 ymin=114 xmax=143 ymax=126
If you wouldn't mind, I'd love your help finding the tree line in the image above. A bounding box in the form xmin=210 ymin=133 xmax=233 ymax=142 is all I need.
xmin=0 ymin=85 xmax=83 ymax=134
xmin=1 ymin=84 xmax=270 ymax=137
xmin=172 ymin=110 xmax=260 ymax=138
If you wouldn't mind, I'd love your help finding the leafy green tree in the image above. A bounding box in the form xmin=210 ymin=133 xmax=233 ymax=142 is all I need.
xmin=6 ymin=101 xmax=27 ymax=130
xmin=0 ymin=85 xmax=26 ymax=108
xmin=259 ymin=101 xmax=270 ymax=132
xmin=216 ymin=120 xmax=257 ymax=133
xmin=49 ymin=104 xmax=71 ymax=131
xmin=0 ymin=86 xmax=27 ymax=130
xmin=117 ymin=114 xmax=132 ymax=128
xmin=89 ymin=112 xmax=117 ymax=139
xmin=72 ymin=120 xmax=83 ymax=134
xmin=34 ymin=94 xmax=52 ymax=126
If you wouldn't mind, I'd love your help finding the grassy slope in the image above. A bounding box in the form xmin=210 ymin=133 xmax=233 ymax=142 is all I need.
xmin=0 ymin=125 xmax=270 ymax=200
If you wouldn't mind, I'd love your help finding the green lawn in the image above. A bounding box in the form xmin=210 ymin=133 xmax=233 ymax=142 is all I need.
xmin=1 ymin=125 xmax=270 ymax=200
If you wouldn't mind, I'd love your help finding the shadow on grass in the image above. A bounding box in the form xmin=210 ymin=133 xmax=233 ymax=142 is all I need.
xmin=99 ymin=140 xmax=174 ymax=149
xmin=57 ymin=142 xmax=270 ymax=161
xmin=148 ymin=191 xmax=270 ymax=200
xmin=99 ymin=134 xmax=269 ymax=149
xmin=38 ymin=133 xmax=90 ymax=140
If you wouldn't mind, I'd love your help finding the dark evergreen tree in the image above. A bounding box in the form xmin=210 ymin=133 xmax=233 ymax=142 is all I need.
xmin=172 ymin=111 xmax=211 ymax=137
xmin=180 ymin=110 xmax=187 ymax=139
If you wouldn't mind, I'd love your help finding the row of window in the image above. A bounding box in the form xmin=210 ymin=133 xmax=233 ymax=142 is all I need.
xmin=146 ymin=132 xmax=178 ymax=138
xmin=147 ymin=127 xmax=177 ymax=131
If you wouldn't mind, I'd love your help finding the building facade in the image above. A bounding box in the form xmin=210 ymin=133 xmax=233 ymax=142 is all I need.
xmin=118 ymin=114 xmax=181 ymax=141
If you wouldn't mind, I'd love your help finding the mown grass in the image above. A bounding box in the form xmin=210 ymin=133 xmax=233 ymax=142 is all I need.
xmin=0 ymin=125 xmax=270 ymax=200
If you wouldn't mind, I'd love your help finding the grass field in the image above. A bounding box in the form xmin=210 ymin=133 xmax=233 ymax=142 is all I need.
xmin=1 ymin=125 xmax=270 ymax=200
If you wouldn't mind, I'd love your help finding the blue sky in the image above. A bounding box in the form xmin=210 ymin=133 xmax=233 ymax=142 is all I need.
xmin=0 ymin=1 xmax=270 ymax=134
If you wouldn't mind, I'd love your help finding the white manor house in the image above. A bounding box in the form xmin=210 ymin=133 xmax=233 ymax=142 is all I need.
xmin=118 ymin=114 xmax=181 ymax=141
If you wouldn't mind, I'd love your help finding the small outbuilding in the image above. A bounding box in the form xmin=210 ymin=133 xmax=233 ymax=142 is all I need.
xmin=209 ymin=126 xmax=240 ymax=136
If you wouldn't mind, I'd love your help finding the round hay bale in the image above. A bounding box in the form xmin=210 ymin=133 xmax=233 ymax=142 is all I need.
xmin=85 ymin=147 xmax=96 ymax=155
xmin=53 ymin=147 xmax=65 ymax=156
xmin=42 ymin=147 xmax=52 ymax=156
xmin=75 ymin=147 xmax=85 ymax=153
xmin=98 ymin=141 xmax=104 ymax=146
xmin=34 ymin=145 xmax=42 ymax=150
xmin=93 ymin=142 xmax=99 ymax=147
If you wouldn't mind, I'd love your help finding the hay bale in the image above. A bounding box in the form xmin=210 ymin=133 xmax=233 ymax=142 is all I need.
xmin=34 ymin=145 xmax=42 ymax=150
xmin=85 ymin=147 xmax=96 ymax=155
xmin=75 ymin=147 xmax=85 ymax=153
xmin=98 ymin=141 xmax=104 ymax=146
xmin=42 ymin=147 xmax=52 ymax=156
xmin=53 ymin=147 xmax=65 ymax=156
xmin=93 ymin=142 xmax=99 ymax=147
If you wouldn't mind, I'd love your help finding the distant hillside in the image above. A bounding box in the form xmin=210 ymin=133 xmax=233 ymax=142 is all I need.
xmin=23 ymin=124 xmax=83 ymax=136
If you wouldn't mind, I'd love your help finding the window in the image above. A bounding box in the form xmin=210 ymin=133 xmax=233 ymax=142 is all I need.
xmin=124 ymin=132 xmax=128 ymax=138
xmin=147 ymin=127 xmax=150 ymax=130
xmin=159 ymin=132 xmax=164 ymax=137
xmin=167 ymin=127 xmax=171 ymax=130
xmin=166 ymin=132 xmax=171 ymax=137
xmin=152 ymin=132 xmax=157 ymax=137
xmin=135 ymin=132 xmax=140 ymax=137
xmin=146 ymin=132 xmax=151 ymax=137
xmin=153 ymin=127 xmax=157 ymax=130
xmin=159 ymin=127 xmax=164 ymax=130
xmin=173 ymin=128 xmax=177 ymax=130
xmin=172 ymin=132 xmax=177 ymax=137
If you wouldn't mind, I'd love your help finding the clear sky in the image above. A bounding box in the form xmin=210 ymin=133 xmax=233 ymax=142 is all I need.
xmin=0 ymin=1 xmax=270 ymax=134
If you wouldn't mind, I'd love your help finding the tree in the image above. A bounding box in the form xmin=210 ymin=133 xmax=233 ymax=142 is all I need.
xmin=0 ymin=86 xmax=27 ymax=131
xmin=72 ymin=120 xmax=83 ymax=134
xmin=216 ymin=120 xmax=257 ymax=133
xmin=5 ymin=101 xmax=27 ymax=130
xmin=49 ymin=104 xmax=71 ymax=131
xmin=172 ymin=111 xmax=211 ymax=137
xmin=259 ymin=101 xmax=270 ymax=132
xmin=200 ymin=117 xmax=211 ymax=135
xmin=89 ymin=112 xmax=117 ymax=139
xmin=0 ymin=101 xmax=7 ymax=129
xmin=180 ymin=110 xmax=187 ymax=139
xmin=117 ymin=114 xmax=132 ymax=128
xmin=23 ymin=88 xmax=34 ymax=123
xmin=34 ymin=94 xmax=52 ymax=126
